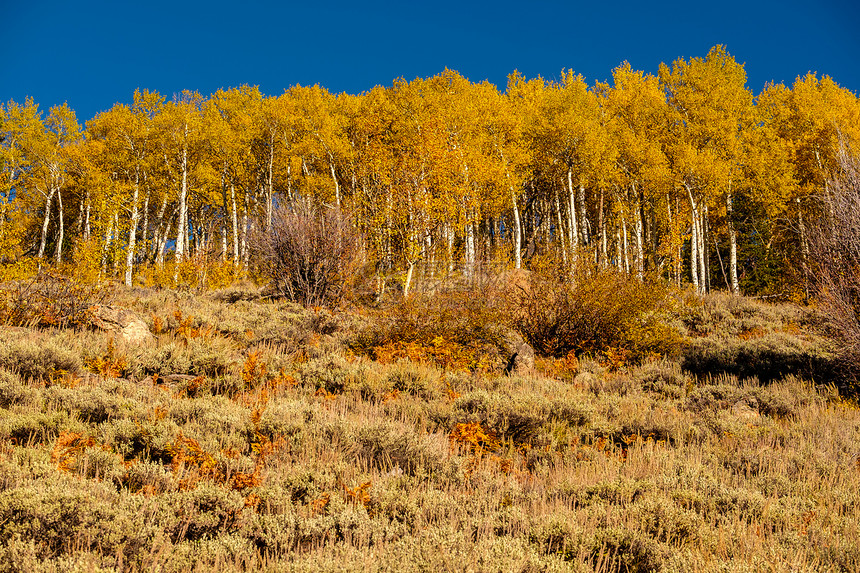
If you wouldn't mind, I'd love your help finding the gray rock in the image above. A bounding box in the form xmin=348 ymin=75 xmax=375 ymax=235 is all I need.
xmin=89 ymin=305 xmax=155 ymax=345
xmin=502 ymin=329 xmax=535 ymax=375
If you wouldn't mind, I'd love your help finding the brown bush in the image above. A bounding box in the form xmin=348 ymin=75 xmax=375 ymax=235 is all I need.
xmin=508 ymin=264 xmax=682 ymax=361
xmin=0 ymin=270 xmax=112 ymax=328
xmin=251 ymin=202 xmax=362 ymax=308
xmin=808 ymin=144 xmax=860 ymax=390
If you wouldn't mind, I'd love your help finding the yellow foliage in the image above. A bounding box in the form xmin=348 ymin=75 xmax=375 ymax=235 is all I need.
xmin=63 ymin=238 xmax=102 ymax=286
xmin=0 ymin=256 xmax=38 ymax=283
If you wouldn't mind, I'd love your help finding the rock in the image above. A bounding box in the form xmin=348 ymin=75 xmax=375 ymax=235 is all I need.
xmin=502 ymin=328 xmax=535 ymax=375
xmin=89 ymin=305 xmax=155 ymax=345
xmin=731 ymin=399 xmax=760 ymax=420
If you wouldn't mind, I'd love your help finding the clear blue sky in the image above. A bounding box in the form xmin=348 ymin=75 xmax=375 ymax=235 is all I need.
xmin=3 ymin=0 xmax=858 ymax=123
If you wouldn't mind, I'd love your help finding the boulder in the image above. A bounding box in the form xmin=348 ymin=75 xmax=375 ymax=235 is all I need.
xmin=502 ymin=328 xmax=535 ymax=375
xmin=89 ymin=305 xmax=155 ymax=345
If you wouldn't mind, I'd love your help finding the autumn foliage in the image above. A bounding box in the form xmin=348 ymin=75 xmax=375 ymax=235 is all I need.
xmin=1 ymin=47 xmax=858 ymax=299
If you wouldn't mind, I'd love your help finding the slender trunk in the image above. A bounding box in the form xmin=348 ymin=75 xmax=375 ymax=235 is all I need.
xmin=152 ymin=194 xmax=169 ymax=261
xmin=245 ymin=195 xmax=257 ymax=268
xmin=330 ymin=161 xmax=340 ymax=209
xmin=156 ymin=213 xmax=175 ymax=267
xmin=125 ymin=169 xmax=140 ymax=286
xmin=622 ymin=215 xmax=630 ymax=275
xmin=686 ymin=185 xmax=701 ymax=293
xmin=634 ymin=202 xmax=644 ymax=281
xmin=578 ymin=185 xmax=589 ymax=245
xmin=446 ymin=222 xmax=454 ymax=275
xmin=599 ymin=188 xmax=607 ymax=268
xmin=511 ymin=189 xmax=522 ymax=269
xmin=797 ymin=197 xmax=809 ymax=261
xmin=465 ymin=221 xmax=475 ymax=281
xmin=102 ymin=215 xmax=115 ymax=275
xmin=567 ymin=170 xmax=579 ymax=266
xmin=84 ymin=189 xmax=91 ymax=242
xmin=176 ymin=124 xmax=188 ymax=263
xmin=700 ymin=205 xmax=709 ymax=293
xmin=112 ymin=212 xmax=120 ymax=276
xmin=141 ymin=183 xmax=150 ymax=257
xmin=727 ymin=192 xmax=738 ymax=294
xmin=266 ymin=142 xmax=274 ymax=230
xmin=220 ymin=168 xmax=228 ymax=262
xmin=554 ymin=186 xmax=568 ymax=267
xmin=231 ymin=184 xmax=240 ymax=268
xmin=240 ymin=193 xmax=249 ymax=267
xmin=54 ymin=184 xmax=64 ymax=264
xmin=38 ymin=188 xmax=55 ymax=259
xmin=404 ymin=261 xmax=415 ymax=298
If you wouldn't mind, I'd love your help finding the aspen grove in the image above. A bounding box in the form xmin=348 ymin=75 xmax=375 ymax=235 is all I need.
xmin=2 ymin=46 xmax=859 ymax=296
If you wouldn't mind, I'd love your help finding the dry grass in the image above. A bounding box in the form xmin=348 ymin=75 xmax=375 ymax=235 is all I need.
xmin=0 ymin=286 xmax=858 ymax=572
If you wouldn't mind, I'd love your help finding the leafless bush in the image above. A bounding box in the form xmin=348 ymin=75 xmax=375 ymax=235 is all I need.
xmin=809 ymin=143 xmax=860 ymax=387
xmin=0 ymin=270 xmax=113 ymax=328
xmin=252 ymin=202 xmax=362 ymax=307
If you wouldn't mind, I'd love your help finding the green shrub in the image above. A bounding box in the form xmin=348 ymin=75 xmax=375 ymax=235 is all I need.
xmin=0 ymin=369 xmax=37 ymax=408
xmin=349 ymin=420 xmax=445 ymax=476
xmin=681 ymin=331 xmax=835 ymax=383
xmin=0 ymin=339 xmax=81 ymax=382
xmin=0 ymin=480 xmax=154 ymax=560
xmin=453 ymin=390 xmax=549 ymax=444
xmin=164 ymin=484 xmax=246 ymax=542
xmin=47 ymin=385 xmax=140 ymax=424
xmin=590 ymin=527 xmax=664 ymax=573
xmin=298 ymin=354 xmax=364 ymax=394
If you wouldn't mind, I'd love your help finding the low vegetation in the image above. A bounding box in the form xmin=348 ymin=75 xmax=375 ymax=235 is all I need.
xmin=0 ymin=270 xmax=856 ymax=573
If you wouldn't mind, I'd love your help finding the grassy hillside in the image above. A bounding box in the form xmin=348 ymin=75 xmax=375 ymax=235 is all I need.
xmin=0 ymin=282 xmax=858 ymax=572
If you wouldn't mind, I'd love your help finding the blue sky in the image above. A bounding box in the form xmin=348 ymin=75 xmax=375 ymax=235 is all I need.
xmin=3 ymin=0 xmax=858 ymax=123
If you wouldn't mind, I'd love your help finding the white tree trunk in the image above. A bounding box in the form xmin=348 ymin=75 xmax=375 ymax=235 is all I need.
xmin=330 ymin=161 xmax=340 ymax=209
xmin=511 ymin=189 xmax=522 ymax=269
xmin=102 ymin=215 xmax=115 ymax=275
xmin=231 ymin=184 xmax=240 ymax=267
xmin=622 ymin=215 xmax=630 ymax=275
xmin=578 ymin=185 xmax=589 ymax=245
xmin=567 ymin=170 xmax=579 ymax=266
xmin=699 ymin=206 xmax=708 ymax=293
xmin=38 ymin=188 xmax=55 ymax=260
xmin=54 ymin=184 xmax=64 ymax=264
xmin=465 ymin=221 xmax=475 ymax=281
xmin=125 ymin=169 xmax=140 ymax=286
xmin=635 ymin=203 xmax=644 ymax=281
xmin=266 ymin=141 xmax=274 ymax=230
xmin=554 ymin=186 xmax=568 ymax=267
xmin=175 ymin=124 xmax=189 ymax=263
xmin=727 ymin=192 xmax=738 ymax=294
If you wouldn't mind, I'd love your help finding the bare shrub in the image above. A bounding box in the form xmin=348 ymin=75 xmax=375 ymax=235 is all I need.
xmin=808 ymin=143 xmax=860 ymax=388
xmin=0 ymin=270 xmax=112 ymax=328
xmin=252 ymin=202 xmax=362 ymax=307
